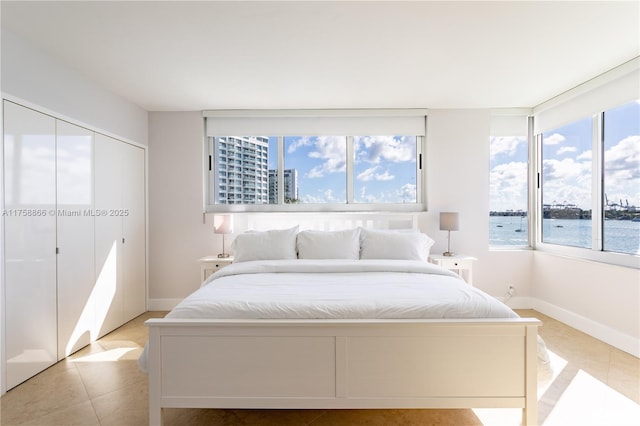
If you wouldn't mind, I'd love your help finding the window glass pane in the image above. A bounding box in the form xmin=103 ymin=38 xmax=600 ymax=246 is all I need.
xmin=603 ymin=101 xmax=640 ymax=255
xmin=541 ymin=118 xmax=593 ymax=248
xmin=266 ymin=137 xmax=279 ymax=204
xmin=353 ymin=136 xmax=417 ymax=203
xmin=489 ymin=136 xmax=528 ymax=245
xmin=212 ymin=136 xmax=275 ymax=204
xmin=284 ymin=136 xmax=346 ymax=203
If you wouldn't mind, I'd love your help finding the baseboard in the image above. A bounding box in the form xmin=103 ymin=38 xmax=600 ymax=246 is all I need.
xmin=148 ymin=298 xmax=182 ymax=311
xmin=531 ymin=298 xmax=640 ymax=358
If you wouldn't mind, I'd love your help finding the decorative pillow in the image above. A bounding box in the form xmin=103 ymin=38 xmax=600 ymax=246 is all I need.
xmin=232 ymin=226 xmax=299 ymax=262
xmin=359 ymin=228 xmax=435 ymax=261
xmin=296 ymin=229 xmax=361 ymax=259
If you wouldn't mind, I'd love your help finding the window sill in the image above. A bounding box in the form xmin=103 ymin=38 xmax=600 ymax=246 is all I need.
xmin=534 ymin=243 xmax=639 ymax=269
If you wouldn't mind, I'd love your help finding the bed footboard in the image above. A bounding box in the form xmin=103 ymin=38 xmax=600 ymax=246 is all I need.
xmin=145 ymin=318 xmax=540 ymax=426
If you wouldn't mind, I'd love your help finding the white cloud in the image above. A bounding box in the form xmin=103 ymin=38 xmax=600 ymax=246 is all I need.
xmin=489 ymin=161 xmax=528 ymax=211
xmin=543 ymin=157 xmax=589 ymax=181
xmin=542 ymin=158 xmax=592 ymax=208
xmin=355 ymin=136 xmax=415 ymax=165
xmin=544 ymin=133 xmax=566 ymax=146
xmin=396 ymin=183 xmax=416 ymax=203
xmin=356 ymin=166 xmax=394 ymax=182
xmin=299 ymin=188 xmax=342 ymax=204
xmin=355 ymin=183 xmax=416 ymax=204
xmin=577 ymin=150 xmax=592 ymax=161
xmin=357 ymin=186 xmax=379 ymax=203
xmin=376 ymin=171 xmax=394 ymax=181
xmin=287 ymin=136 xmax=313 ymax=154
xmin=603 ymin=136 xmax=640 ymax=205
xmin=557 ymin=146 xmax=577 ymax=155
xmin=489 ymin=136 xmax=526 ymax=160
xmin=304 ymin=136 xmax=346 ymax=178
xmin=604 ymin=136 xmax=640 ymax=174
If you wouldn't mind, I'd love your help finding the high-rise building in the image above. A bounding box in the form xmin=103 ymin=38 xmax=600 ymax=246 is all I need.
xmin=268 ymin=168 xmax=299 ymax=203
xmin=212 ymin=136 xmax=269 ymax=204
xmin=283 ymin=168 xmax=298 ymax=203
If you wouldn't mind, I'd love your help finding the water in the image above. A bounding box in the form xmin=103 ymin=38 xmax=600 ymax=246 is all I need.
xmin=489 ymin=216 xmax=528 ymax=246
xmin=603 ymin=220 xmax=640 ymax=255
xmin=490 ymin=216 xmax=640 ymax=255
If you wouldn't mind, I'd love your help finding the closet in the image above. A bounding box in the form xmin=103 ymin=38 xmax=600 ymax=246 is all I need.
xmin=2 ymin=100 xmax=146 ymax=390
xmin=94 ymin=133 xmax=146 ymax=337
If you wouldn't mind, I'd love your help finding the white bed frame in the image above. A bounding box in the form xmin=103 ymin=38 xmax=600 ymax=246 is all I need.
xmin=146 ymin=317 xmax=540 ymax=425
xmin=147 ymin=214 xmax=539 ymax=425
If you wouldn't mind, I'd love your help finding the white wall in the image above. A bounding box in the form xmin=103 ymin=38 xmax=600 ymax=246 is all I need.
xmin=533 ymin=252 xmax=640 ymax=356
xmin=425 ymin=109 xmax=534 ymax=300
xmin=148 ymin=112 xmax=213 ymax=306
xmin=1 ymin=29 xmax=148 ymax=145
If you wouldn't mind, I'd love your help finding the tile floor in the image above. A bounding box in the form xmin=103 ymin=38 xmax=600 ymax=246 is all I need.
xmin=1 ymin=310 xmax=638 ymax=425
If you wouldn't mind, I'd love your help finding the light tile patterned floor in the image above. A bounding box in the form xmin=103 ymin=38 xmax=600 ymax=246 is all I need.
xmin=1 ymin=310 xmax=638 ymax=425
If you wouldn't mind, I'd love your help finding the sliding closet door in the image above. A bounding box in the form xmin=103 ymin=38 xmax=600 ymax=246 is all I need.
xmin=56 ymin=121 xmax=95 ymax=359
xmin=94 ymin=133 xmax=124 ymax=337
xmin=122 ymin=143 xmax=146 ymax=322
xmin=94 ymin=134 xmax=146 ymax=336
xmin=3 ymin=101 xmax=57 ymax=389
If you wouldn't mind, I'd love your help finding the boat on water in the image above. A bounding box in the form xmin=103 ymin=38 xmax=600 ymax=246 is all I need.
xmin=515 ymin=216 xmax=524 ymax=232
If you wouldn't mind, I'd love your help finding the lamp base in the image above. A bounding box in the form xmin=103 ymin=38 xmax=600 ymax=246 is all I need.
xmin=217 ymin=253 xmax=230 ymax=258
xmin=442 ymin=251 xmax=455 ymax=257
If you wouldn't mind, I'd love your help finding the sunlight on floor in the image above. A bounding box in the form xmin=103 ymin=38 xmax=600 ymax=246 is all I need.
xmin=473 ymin=408 xmax=523 ymax=426
xmin=69 ymin=347 xmax=137 ymax=363
xmin=544 ymin=369 xmax=640 ymax=425
xmin=474 ymin=348 xmax=639 ymax=426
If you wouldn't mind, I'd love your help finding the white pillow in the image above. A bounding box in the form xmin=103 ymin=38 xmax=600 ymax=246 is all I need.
xmin=359 ymin=228 xmax=435 ymax=261
xmin=296 ymin=229 xmax=361 ymax=259
xmin=232 ymin=226 xmax=299 ymax=262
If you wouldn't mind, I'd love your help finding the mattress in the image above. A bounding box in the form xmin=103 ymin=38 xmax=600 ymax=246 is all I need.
xmin=166 ymin=259 xmax=519 ymax=320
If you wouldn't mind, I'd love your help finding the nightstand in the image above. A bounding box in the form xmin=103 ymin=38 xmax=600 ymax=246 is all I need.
xmin=428 ymin=254 xmax=477 ymax=285
xmin=198 ymin=256 xmax=234 ymax=281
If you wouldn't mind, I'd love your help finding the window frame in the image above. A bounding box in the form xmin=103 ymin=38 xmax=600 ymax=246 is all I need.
xmin=488 ymin=111 xmax=533 ymax=251
xmin=533 ymin=107 xmax=639 ymax=268
xmin=203 ymin=110 xmax=427 ymax=213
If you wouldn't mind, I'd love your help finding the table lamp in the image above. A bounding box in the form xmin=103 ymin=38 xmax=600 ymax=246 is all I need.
xmin=439 ymin=212 xmax=459 ymax=257
xmin=213 ymin=214 xmax=233 ymax=258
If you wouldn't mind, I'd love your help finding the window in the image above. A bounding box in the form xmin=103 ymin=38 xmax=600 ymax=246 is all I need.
xmin=489 ymin=114 xmax=530 ymax=247
xmin=603 ymin=101 xmax=640 ymax=255
xmin=204 ymin=110 xmax=426 ymax=212
xmin=489 ymin=135 xmax=529 ymax=246
xmin=354 ymin=136 xmax=417 ymax=203
xmin=535 ymin=100 xmax=639 ymax=258
xmin=541 ymin=117 xmax=593 ymax=249
xmin=284 ymin=136 xmax=347 ymax=203
xmin=210 ymin=136 xmax=276 ymax=205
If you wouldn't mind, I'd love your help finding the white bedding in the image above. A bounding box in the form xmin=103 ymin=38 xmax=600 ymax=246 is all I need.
xmin=139 ymin=259 xmax=550 ymax=374
xmin=166 ymin=259 xmax=519 ymax=320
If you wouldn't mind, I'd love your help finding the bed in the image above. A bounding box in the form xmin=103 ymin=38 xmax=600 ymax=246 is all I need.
xmin=141 ymin=226 xmax=543 ymax=426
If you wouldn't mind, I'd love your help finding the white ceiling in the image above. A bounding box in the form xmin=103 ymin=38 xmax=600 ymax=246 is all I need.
xmin=2 ymin=1 xmax=639 ymax=112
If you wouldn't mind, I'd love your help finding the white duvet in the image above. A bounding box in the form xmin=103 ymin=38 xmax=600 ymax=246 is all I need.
xmin=139 ymin=260 xmax=551 ymax=374
xmin=166 ymin=259 xmax=518 ymax=320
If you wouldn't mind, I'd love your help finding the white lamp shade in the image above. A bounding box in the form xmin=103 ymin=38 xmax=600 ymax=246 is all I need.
xmin=439 ymin=212 xmax=459 ymax=231
xmin=213 ymin=214 xmax=234 ymax=234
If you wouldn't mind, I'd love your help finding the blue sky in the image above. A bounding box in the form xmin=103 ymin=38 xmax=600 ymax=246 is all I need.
xmin=269 ymin=136 xmax=417 ymax=204
xmin=490 ymin=101 xmax=639 ymax=212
